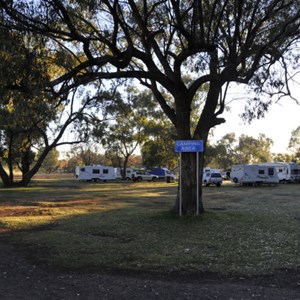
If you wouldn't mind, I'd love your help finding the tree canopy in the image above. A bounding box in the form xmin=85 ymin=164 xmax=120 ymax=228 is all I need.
xmin=0 ymin=27 xmax=58 ymax=185
xmin=0 ymin=22 xmax=112 ymax=186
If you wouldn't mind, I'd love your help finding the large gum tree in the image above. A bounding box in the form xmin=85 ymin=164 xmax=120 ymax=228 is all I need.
xmin=1 ymin=0 xmax=300 ymax=213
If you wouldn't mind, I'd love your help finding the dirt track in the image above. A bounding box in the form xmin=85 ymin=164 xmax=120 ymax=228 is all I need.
xmin=0 ymin=239 xmax=299 ymax=300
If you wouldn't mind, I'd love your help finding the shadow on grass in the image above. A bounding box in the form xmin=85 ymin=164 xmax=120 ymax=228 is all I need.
xmin=1 ymin=180 xmax=300 ymax=277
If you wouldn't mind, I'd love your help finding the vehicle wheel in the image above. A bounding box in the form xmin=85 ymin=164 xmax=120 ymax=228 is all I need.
xmin=233 ymin=177 xmax=238 ymax=183
xmin=152 ymin=177 xmax=157 ymax=182
xmin=137 ymin=177 xmax=142 ymax=182
xmin=216 ymin=183 xmax=221 ymax=187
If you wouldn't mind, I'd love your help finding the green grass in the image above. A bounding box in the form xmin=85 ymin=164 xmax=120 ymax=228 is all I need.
xmin=0 ymin=176 xmax=299 ymax=276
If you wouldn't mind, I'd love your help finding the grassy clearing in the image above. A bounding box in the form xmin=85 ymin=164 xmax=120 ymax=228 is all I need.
xmin=0 ymin=175 xmax=299 ymax=276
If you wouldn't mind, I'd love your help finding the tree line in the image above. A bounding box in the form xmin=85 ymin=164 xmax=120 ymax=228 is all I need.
xmin=37 ymin=128 xmax=300 ymax=175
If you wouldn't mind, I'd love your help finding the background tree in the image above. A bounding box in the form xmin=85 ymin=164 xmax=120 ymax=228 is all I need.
xmin=99 ymin=88 xmax=156 ymax=178
xmin=206 ymin=133 xmax=273 ymax=169
xmin=205 ymin=133 xmax=237 ymax=170
xmin=0 ymin=26 xmax=111 ymax=186
xmin=67 ymin=144 xmax=109 ymax=167
xmin=288 ymin=126 xmax=300 ymax=162
xmin=57 ymin=158 xmax=69 ymax=173
xmin=65 ymin=156 xmax=79 ymax=174
xmin=141 ymin=121 xmax=178 ymax=170
xmin=0 ymin=28 xmax=58 ymax=186
xmin=235 ymin=134 xmax=273 ymax=164
xmin=272 ymin=153 xmax=293 ymax=163
xmin=39 ymin=148 xmax=60 ymax=174
xmin=127 ymin=154 xmax=143 ymax=169
xmin=2 ymin=1 xmax=300 ymax=213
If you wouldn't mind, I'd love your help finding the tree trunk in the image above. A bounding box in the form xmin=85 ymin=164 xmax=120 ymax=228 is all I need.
xmin=0 ymin=164 xmax=12 ymax=187
xmin=174 ymin=150 xmax=205 ymax=215
xmin=0 ymin=146 xmax=53 ymax=188
xmin=122 ymin=156 xmax=129 ymax=180
xmin=175 ymin=98 xmax=206 ymax=215
xmin=174 ymin=102 xmax=209 ymax=215
xmin=18 ymin=148 xmax=50 ymax=186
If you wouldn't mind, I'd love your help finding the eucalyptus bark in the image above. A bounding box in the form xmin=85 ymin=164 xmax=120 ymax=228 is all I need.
xmin=175 ymin=151 xmax=205 ymax=215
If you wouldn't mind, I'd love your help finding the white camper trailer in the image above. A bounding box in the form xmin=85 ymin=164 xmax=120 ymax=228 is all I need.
xmin=259 ymin=162 xmax=300 ymax=183
xmin=231 ymin=164 xmax=279 ymax=185
xmin=285 ymin=162 xmax=300 ymax=183
xmin=259 ymin=162 xmax=289 ymax=182
xmin=75 ymin=165 xmax=116 ymax=181
xmin=114 ymin=167 xmax=134 ymax=180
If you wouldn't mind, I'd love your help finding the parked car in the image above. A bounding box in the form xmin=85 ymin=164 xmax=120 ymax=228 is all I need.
xmin=150 ymin=167 xmax=176 ymax=182
xmin=132 ymin=170 xmax=158 ymax=182
xmin=203 ymin=170 xmax=222 ymax=187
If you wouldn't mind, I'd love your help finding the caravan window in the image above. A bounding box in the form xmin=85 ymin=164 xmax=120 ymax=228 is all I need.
xmin=80 ymin=168 xmax=85 ymax=172
xmin=268 ymin=168 xmax=274 ymax=176
xmin=93 ymin=169 xmax=100 ymax=174
xmin=258 ymin=169 xmax=265 ymax=175
xmin=103 ymin=169 xmax=109 ymax=174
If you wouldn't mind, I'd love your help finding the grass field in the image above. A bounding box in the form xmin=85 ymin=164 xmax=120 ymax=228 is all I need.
xmin=0 ymin=174 xmax=299 ymax=276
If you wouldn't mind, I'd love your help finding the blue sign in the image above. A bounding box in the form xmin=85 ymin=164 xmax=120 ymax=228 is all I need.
xmin=175 ymin=140 xmax=204 ymax=152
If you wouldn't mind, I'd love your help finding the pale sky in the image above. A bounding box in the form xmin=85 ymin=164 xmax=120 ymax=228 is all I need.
xmin=211 ymin=89 xmax=300 ymax=154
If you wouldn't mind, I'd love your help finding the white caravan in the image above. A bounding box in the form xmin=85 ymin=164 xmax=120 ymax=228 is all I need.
xmin=259 ymin=162 xmax=300 ymax=183
xmin=259 ymin=162 xmax=289 ymax=182
xmin=231 ymin=164 xmax=279 ymax=185
xmin=285 ymin=162 xmax=300 ymax=182
xmin=114 ymin=167 xmax=134 ymax=180
xmin=75 ymin=165 xmax=116 ymax=181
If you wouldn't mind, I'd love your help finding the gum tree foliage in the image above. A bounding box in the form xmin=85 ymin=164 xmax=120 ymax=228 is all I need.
xmin=272 ymin=152 xmax=292 ymax=163
xmin=289 ymin=126 xmax=300 ymax=162
xmin=141 ymin=123 xmax=178 ymax=171
xmin=0 ymin=26 xmax=110 ymax=187
xmin=235 ymin=134 xmax=273 ymax=164
xmin=98 ymin=88 xmax=148 ymax=179
xmin=1 ymin=0 xmax=300 ymax=213
xmin=98 ymin=87 xmax=177 ymax=178
xmin=102 ymin=87 xmax=178 ymax=175
xmin=140 ymin=107 xmax=178 ymax=170
xmin=0 ymin=28 xmax=57 ymax=186
xmin=205 ymin=133 xmax=273 ymax=169
xmin=38 ymin=148 xmax=60 ymax=173
xmin=66 ymin=144 xmax=110 ymax=169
